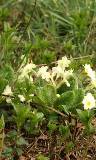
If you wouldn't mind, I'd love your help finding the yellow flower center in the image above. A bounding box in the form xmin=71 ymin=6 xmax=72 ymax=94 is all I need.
xmin=86 ymin=101 xmax=91 ymax=107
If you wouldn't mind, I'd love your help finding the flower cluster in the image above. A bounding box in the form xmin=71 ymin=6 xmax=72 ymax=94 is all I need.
xmin=52 ymin=57 xmax=73 ymax=87
xmin=37 ymin=56 xmax=73 ymax=87
xmin=2 ymin=56 xmax=73 ymax=104
xmin=3 ymin=57 xmax=96 ymax=111
xmin=37 ymin=66 xmax=51 ymax=82
xmin=18 ymin=95 xmax=25 ymax=102
xmin=18 ymin=63 xmax=36 ymax=82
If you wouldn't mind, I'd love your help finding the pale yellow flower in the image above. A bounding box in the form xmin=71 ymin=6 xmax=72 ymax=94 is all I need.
xmin=18 ymin=95 xmax=25 ymax=102
xmin=56 ymin=94 xmax=60 ymax=98
xmin=52 ymin=65 xmax=73 ymax=87
xmin=57 ymin=56 xmax=71 ymax=69
xmin=3 ymin=85 xmax=13 ymax=96
xmin=22 ymin=63 xmax=36 ymax=74
xmin=52 ymin=66 xmax=63 ymax=79
xmin=84 ymin=64 xmax=96 ymax=87
xmin=82 ymin=93 xmax=95 ymax=110
xmin=6 ymin=97 xmax=12 ymax=104
xmin=29 ymin=94 xmax=34 ymax=97
xmin=18 ymin=63 xmax=36 ymax=82
xmin=36 ymin=56 xmax=72 ymax=86
xmin=62 ymin=70 xmax=73 ymax=86
xmin=37 ymin=66 xmax=51 ymax=82
xmin=84 ymin=64 xmax=96 ymax=81
xmin=92 ymin=80 xmax=96 ymax=88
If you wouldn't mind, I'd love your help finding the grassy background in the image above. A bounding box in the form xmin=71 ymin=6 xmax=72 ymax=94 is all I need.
xmin=0 ymin=0 xmax=96 ymax=67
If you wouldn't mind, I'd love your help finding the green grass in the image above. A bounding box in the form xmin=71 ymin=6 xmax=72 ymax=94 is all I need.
xmin=0 ymin=0 xmax=96 ymax=66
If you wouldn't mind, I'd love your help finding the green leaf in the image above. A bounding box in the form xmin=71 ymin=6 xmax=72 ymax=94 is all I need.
xmin=77 ymin=109 xmax=94 ymax=125
xmin=59 ymin=125 xmax=70 ymax=138
xmin=16 ymin=137 xmax=28 ymax=146
xmin=7 ymin=130 xmax=17 ymax=141
xmin=0 ymin=77 xmax=8 ymax=94
xmin=0 ymin=115 xmax=5 ymax=130
xmin=25 ymin=111 xmax=44 ymax=134
xmin=55 ymin=91 xmax=75 ymax=106
xmin=13 ymin=103 xmax=30 ymax=129
xmin=55 ymin=88 xmax=84 ymax=113
xmin=0 ymin=64 xmax=14 ymax=82
xmin=48 ymin=121 xmax=57 ymax=133
xmin=84 ymin=123 xmax=95 ymax=135
xmin=73 ymin=89 xmax=84 ymax=106
xmin=65 ymin=141 xmax=74 ymax=152
xmin=37 ymin=154 xmax=49 ymax=160
xmin=2 ymin=147 xmax=13 ymax=158
xmin=36 ymin=84 xmax=56 ymax=106
xmin=57 ymin=77 xmax=76 ymax=94
xmin=15 ymin=147 xmax=23 ymax=156
xmin=30 ymin=111 xmax=44 ymax=124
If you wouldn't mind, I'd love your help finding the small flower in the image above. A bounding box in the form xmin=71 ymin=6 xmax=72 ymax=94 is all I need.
xmin=6 ymin=97 xmax=12 ymax=104
xmin=84 ymin=64 xmax=96 ymax=81
xmin=57 ymin=56 xmax=71 ymax=69
xmin=52 ymin=65 xmax=73 ymax=87
xmin=3 ymin=85 xmax=13 ymax=96
xmin=82 ymin=93 xmax=95 ymax=110
xmin=22 ymin=63 xmax=36 ymax=74
xmin=29 ymin=94 xmax=34 ymax=97
xmin=84 ymin=64 xmax=96 ymax=87
xmin=28 ymin=76 xmax=33 ymax=83
xmin=84 ymin=64 xmax=92 ymax=73
xmin=52 ymin=66 xmax=63 ymax=79
xmin=18 ymin=95 xmax=25 ymax=102
xmin=51 ymin=56 xmax=72 ymax=87
xmin=56 ymin=94 xmax=60 ymax=98
xmin=18 ymin=63 xmax=36 ymax=82
xmin=37 ymin=66 xmax=51 ymax=82
xmin=63 ymin=70 xmax=73 ymax=87
xmin=92 ymin=80 xmax=96 ymax=88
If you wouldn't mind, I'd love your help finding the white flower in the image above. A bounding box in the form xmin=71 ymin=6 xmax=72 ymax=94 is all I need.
xmin=51 ymin=57 xmax=72 ymax=87
xmin=63 ymin=70 xmax=73 ymax=87
xmin=18 ymin=63 xmax=36 ymax=82
xmin=36 ymin=57 xmax=72 ymax=86
xmin=84 ymin=64 xmax=92 ymax=73
xmin=84 ymin=64 xmax=96 ymax=87
xmin=52 ymin=65 xmax=73 ymax=87
xmin=28 ymin=76 xmax=33 ymax=83
xmin=3 ymin=85 xmax=13 ymax=96
xmin=6 ymin=97 xmax=12 ymax=104
xmin=57 ymin=56 xmax=71 ymax=69
xmin=18 ymin=74 xmax=28 ymax=81
xmin=84 ymin=64 xmax=96 ymax=81
xmin=52 ymin=66 xmax=63 ymax=79
xmin=56 ymin=94 xmax=60 ymax=98
xmin=92 ymin=80 xmax=96 ymax=88
xmin=27 ymin=94 xmax=34 ymax=103
xmin=22 ymin=63 xmax=36 ymax=74
xmin=82 ymin=93 xmax=95 ymax=110
xmin=29 ymin=94 xmax=34 ymax=97
xmin=37 ymin=66 xmax=51 ymax=82
xmin=18 ymin=95 xmax=25 ymax=102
